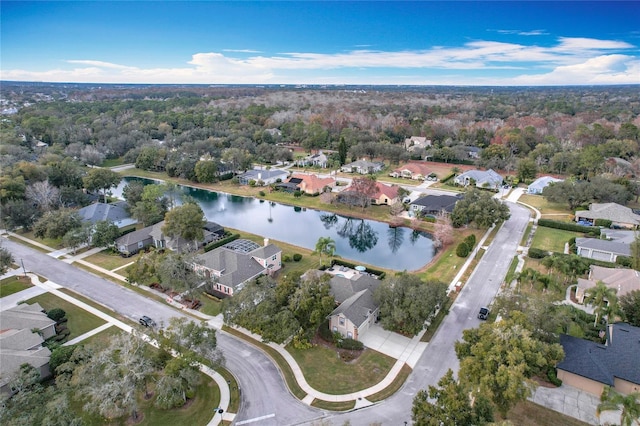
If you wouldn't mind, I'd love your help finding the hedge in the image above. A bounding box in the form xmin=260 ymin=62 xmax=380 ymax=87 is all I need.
xmin=537 ymin=219 xmax=601 ymax=236
xmin=204 ymin=234 xmax=240 ymax=252
xmin=528 ymin=248 xmax=550 ymax=259
xmin=337 ymin=337 xmax=364 ymax=351
xmin=594 ymin=219 xmax=612 ymax=228
xmin=293 ymin=253 xmax=302 ymax=262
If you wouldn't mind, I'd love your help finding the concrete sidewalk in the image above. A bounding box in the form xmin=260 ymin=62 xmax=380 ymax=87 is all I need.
xmin=1 ymin=267 xmax=232 ymax=426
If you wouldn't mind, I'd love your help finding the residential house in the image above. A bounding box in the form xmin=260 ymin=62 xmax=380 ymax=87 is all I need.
xmin=371 ymin=182 xmax=400 ymax=206
xmin=148 ymin=220 xmax=221 ymax=253
xmin=297 ymin=151 xmax=329 ymax=168
xmin=463 ymin=146 xmax=482 ymax=160
xmin=340 ymin=160 xmax=384 ymax=175
xmin=322 ymin=271 xmax=381 ymax=341
xmin=192 ymin=238 xmax=282 ymax=297
xmin=575 ymin=203 xmax=640 ymax=229
xmin=114 ymin=226 xmax=154 ymax=256
xmin=0 ymin=303 xmax=57 ymax=393
xmin=527 ymin=176 xmax=564 ymax=194
xmin=404 ymin=136 xmax=431 ymax=151
xmin=283 ymin=173 xmax=336 ymax=195
xmin=237 ymin=169 xmax=289 ymax=186
xmin=556 ymin=323 xmax=640 ymax=396
xmin=77 ymin=201 xmax=137 ymax=230
xmin=453 ymin=169 xmax=503 ymax=190
xmin=410 ymin=194 xmax=461 ymax=216
xmin=604 ymin=157 xmax=634 ymax=177
xmin=337 ymin=181 xmax=400 ymax=207
xmin=389 ymin=162 xmax=435 ymax=181
xmin=576 ymin=238 xmax=631 ymax=263
xmin=115 ymin=220 xmax=224 ymax=256
xmin=576 ymin=265 xmax=640 ymax=303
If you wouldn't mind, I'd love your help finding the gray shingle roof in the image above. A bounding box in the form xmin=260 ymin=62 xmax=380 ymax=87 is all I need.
xmin=576 ymin=238 xmax=631 ymax=256
xmin=575 ymin=203 xmax=640 ymax=226
xmin=328 ymin=273 xmax=381 ymax=304
xmin=330 ymin=289 xmax=377 ymax=328
xmin=411 ymin=194 xmax=461 ymax=212
xmin=194 ymin=240 xmax=281 ymax=289
xmin=557 ymin=323 xmax=640 ymax=386
xmin=0 ymin=303 xmax=56 ymax=331
xmin=77 ymin=202 xmax=133 ymax=225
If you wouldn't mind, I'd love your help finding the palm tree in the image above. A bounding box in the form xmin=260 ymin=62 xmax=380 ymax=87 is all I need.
xmin=585 ymin=281 xmax=619 ymax=327
xmin=597 ymin=386 xmax=640 ymax=426
xmin=314 ymin=236 xmax=336 ymax=267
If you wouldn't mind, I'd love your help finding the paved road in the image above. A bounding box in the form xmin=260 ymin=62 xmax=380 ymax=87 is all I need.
xmin=2 ymin=239 xmax=322 ymax=426
xmin=4 ymin=199 xmax=529 ymax=425
xmin=317 ymin=201 xmax=531 ymax=425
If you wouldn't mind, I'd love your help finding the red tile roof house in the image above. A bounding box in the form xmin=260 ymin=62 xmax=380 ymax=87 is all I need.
xmin=289 ymin=173 xmax=336 ymax=195
xmin=389 ymin=162 xmax=434 ymax=181
xmin=371 ymin=182 xmax=400 ymax=206
xmin=191 ymin=238 xmax=282 ymax=297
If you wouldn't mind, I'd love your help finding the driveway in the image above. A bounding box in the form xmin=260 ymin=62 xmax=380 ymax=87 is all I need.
xmin=531 ymin=384 xmax=600 ymax=425
xmin=359 ymin=323 xmax=428 ymax=368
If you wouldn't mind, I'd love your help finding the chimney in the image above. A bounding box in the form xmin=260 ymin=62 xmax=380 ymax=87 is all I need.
xmin=264 ymin=238 xmax=269 ymax=247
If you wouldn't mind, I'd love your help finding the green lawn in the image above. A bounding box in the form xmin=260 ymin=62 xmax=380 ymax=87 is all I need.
xmin=26 ymin=293 xmax=106 ymax=340
xmin=199 ymin=295 xmax=222 ymax=316
xmin=287 ymin=345 xmax=395 ymax=394
xmin=503 ymin=400 xmax=589 ymax=426
xmin=519 ymin=194 xmax=572 ymax=215
xmin=72 ymin=371 xmax=218 ymax=426
xmin=16 ymin=230 xmax=62 ymax=250
xmin=0 ymin=275 xmax=32 ymax=297
xmin=83 ymin=249 xmax=138 ymax=271
xmin=139 ymin=373 xmax=219 ymax=426
xmin=530 ymin=226 xmax=582 ymax=253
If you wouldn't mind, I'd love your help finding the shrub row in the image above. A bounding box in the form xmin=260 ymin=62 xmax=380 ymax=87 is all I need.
xmin=594 ymin=219 xmax=612 ymax=228
xmin=537 ymin=219 xmax=601 ymax=236
xmin=336 ymin=337 xmax=364 ymax=351
xmin=439 ymin=172 xmax=456 ymax=184
xmin=528 ymin=247 xmax=550 ymax=259
xmin=204 ymin=234 xmax=240 ymax=252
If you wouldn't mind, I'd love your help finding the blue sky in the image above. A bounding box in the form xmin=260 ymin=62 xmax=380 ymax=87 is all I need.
xmin=1 ymin=1 xmax=639 ymax=86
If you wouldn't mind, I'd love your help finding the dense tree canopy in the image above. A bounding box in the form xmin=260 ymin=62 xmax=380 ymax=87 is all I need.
xmin=374 ymin=273 xmax=448 ymax=336
xmin=455 ymin=311 xmax=564 ymax=417
xmin=451 ymin=188 xmax=510 ymax=228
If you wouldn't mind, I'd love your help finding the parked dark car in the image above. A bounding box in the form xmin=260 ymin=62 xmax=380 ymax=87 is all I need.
xmin=477 ymin=307 xmax=489 ymax=320
xmin=139 ymin=315 xmax=156 ymax=327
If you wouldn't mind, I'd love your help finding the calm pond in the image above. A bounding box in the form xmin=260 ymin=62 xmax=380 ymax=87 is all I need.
xmin=114 ymin=178 xmax=436 ymax=271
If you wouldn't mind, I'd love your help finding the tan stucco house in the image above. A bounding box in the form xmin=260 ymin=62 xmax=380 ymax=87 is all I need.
xmin=556 ymin=323 xmax=640 ymax=396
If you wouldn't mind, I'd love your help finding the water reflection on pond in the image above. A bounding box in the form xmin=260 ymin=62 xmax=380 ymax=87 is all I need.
xmin=115 ymin=178 xmax=436 ymax=271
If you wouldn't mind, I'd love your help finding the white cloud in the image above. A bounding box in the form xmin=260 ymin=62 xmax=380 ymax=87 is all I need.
xmin=1 ymin=37 xmax=637 ymax=85
xmin=222 ymin=49 xmax=261 ymax=53
xmin=495 ymin=29 xmax=548 ymax=36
